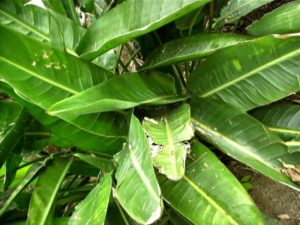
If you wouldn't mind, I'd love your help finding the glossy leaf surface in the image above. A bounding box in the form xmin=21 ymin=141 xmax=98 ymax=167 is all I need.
xmin=191 ymin=99 xmax=300 ymax=190
xmin=76 ymin=0 xmax=211 ymax=60
xmin=246 ymin=1 xmax=300 ymax=36
xmin=114 ymin=114 xmax=162 ymax=224
xmin=188 ymin=35 xmax=300 ymax=111
xmin=143 ymin=104 xmax=193 ymax=180
xmin=69 ymin=175 xmax=112 ymax=225
xmin=27 ymin=157 xmax=72 ymax=225
xmin=143 ymin=33 xmax=249 ymax=69
xmin=48 ymin=73 xmax=180 ymax=116
xmin=160 ymin=142 xmax=264 ymax=225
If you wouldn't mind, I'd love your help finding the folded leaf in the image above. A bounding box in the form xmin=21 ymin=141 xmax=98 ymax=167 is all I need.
xmin=143 ymin=104 xmax=194 ymax=180
xmin=0 ymin=101 xmax=31 ymax=168
xmin=114 ymin=114 xmax=162 ymax=224
xmin=247 ymin=1 xmax=300 ymax=36
xmin=143 ymin=33 xmax=249 ymax=69
xmin=214 ymin=0 xmax=273 ymax=27
xmin=48 ymin=73 xmax=181 ymax=116
xmin=159 ymin=142 xmax=264 ymax=225
xmin=69 ymin=175 xmax=112 ymax=225
xmin=76 ymin=0 xmax=211 ymax=60
xmin=27 ymin=157 xmax=73 ymax=225
xmin=188 ymin=35 xmax=300 ymax=111
xmin=191 ymin=99 xmax=300 ymax=190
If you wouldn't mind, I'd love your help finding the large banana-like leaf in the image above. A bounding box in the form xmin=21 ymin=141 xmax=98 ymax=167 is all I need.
xmin=48 ymin=73 xmax=181 ymax=116
xmin=159 ymin=142 xmax=264 ymax=225
xmin=0 ymin=101 xmax=31 ymax=168
xmin=143 ymin=33 xmax=249 ymax=69
xmin=27 ymin=157 xmax=73 ymax=225
xmin=214 ymin=0 xmax=273 ymax=27
xmin=143 ymin=104 xmax=194 ymax=180
xmin=76 ymin=0 xmax=211 ymax=60
xmin=191 ymin=99 xmax=300 ymax=190
xmin=246 ymin=1 xmax=300 ymax=36
xmin=114 ymin=114 xmax=162 ymax=224
xmin=0 ymin=0 xmax=49 ymax=42
xmin=188 ymin=35 xmax=300 ymax=111
xmin=0 ymin=25 xmax=127 ymax=151
xmin=0 ymin=83 xmax=125 ymax=153
xmin=69 ymin=175 xmax=112 ymax=225
xmin=252 ymin=104 xmax=300 ymax=153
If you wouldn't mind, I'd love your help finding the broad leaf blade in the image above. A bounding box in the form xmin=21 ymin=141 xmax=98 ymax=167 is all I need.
xmin=48 ymin=73 xmax=180 ymax=116
xmin=114 ymin=114 xmax=162 ymax=224
xmin=74 ymin=153 xmax=114 ymax=173
xmin=27 ymin=157 xmax=73 ymax=225
xmin=214 ymin=0 xmax=273 ymax=27
xmin=143 ymin=104 xmax=194 ymax=180
xmin=246 ymin=1 xmax=300 ymax=36
xmin=252 ymin=104 xmax=300 ymax=142
xmin=191 ymin=99 xmax=300 ymax=190
xmin=160 ymin=142 xmax=264 ymax=225
xmin=188 ymin=35 xmax=300 ymax=111
xmin=76 ymin=0 xmax=211 ymax=60
xmin=0 ymin=101 xmax=31 ymax=168
xmin=0 ymin=26 xmax=127 ymax=152
xmin=143 ymin=33 xmax=249 ymax=69
xmin=69 ymin=175 xmax=112 ymax=225
xmin=0 ymin=0 xmax=50 ymax=42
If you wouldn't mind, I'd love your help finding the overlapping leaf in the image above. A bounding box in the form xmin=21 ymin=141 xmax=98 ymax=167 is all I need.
xmin=214 ymin=0 xmax=273 ymax=27
xmin=76 ymin=0 xmax=211 ymax=60
xmin=188 ymin=35 xmax=300 ymax=111
xmin=0 ymin=25 xmax=127 ymax=153
xmin=69 ymin=175 xmax=112 ymax=225
xmin=252 ymin=104 xmax=300 ymax=153
xmin=48 ymin=73 xmax=181 ymax=116
xmin=0 ymin=101 xmax=31 ymax=168
xmin=159 ymin=142 xmax=264 ymax=225
xmin=247 ymin=0 xmax=300 ymax=36
xmin=191 ymin=99 xmax=300 ymax=190
xmin=143 ymin=33 xmax=249 ymax=69
xmin=27 ymin=157 xmax=72 ymax=225
xmin=143 ymin=104 xmax=194 ymax=180
xmin=114 ymin=114 xmax=162 ymax=224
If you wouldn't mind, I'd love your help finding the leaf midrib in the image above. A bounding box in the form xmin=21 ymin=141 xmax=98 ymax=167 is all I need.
xmin=183 ymin=175 xmax=239 ymax=225
xmin=269 ymin=127 xmax=300 ymax=135
xmin=200 ymin=42 xmax=300 ymax=97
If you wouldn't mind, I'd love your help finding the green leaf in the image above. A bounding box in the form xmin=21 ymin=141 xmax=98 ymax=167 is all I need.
xmin=5 ymin=217 xmax=69 ymax=225
xmin=74 ymin=153 xmax=114 ymax=173
xmin=252 ymin=104 xmax=300 ymax=142
xmin=214 ymin=0 xmax=273 ymax=27
xmin=0 ymin=26 xmax=127 ymax=152
xmin=143 ymin=33 xmax=249 ymax=69
xmin=0 ymin=84 xmax=125 ymax=154
xmin=159 ymin=141 xmax=264 ymax=225
xmin=0 ymin=0 xmax=50 ymax=42
xmin=188 ymin=35 xmax=300 ymax=111
xmin=191 ymin=99 xmax=300 ymax=191
xmin=48 ymin=73 xmax=181 ymax=116
xmin=114 ymin=114 xmax=162 ymax=224
xmin=0 ymin=101 xmax=31 ymax=168
xmin=76 ymin=0 xmax=211 ymax=60
xmin=69 ymin=175 xmax=112 ymax=225
xmin=143 ymin=104 xmax=194 ymax=180
xmin=0 ymin=157 xmax=53 ymax=217
xmin=27 ymin=157 xmax=73 ymax=225
xmin=246 ymin=0 xmax=300 ymax=36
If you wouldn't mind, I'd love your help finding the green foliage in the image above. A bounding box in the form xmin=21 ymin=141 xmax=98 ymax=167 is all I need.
xmin=0 ymin=0 xmax=299 ymax=224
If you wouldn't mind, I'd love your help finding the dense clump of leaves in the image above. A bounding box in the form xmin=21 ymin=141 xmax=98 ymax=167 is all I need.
xmin=0 ymin=0 xmax=300 ymax=224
